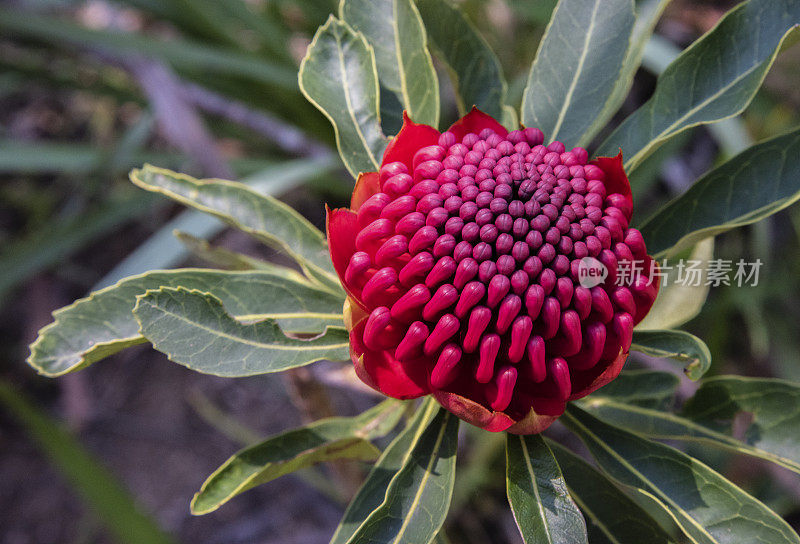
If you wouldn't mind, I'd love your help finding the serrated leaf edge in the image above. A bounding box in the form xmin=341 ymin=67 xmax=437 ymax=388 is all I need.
xmin=298 ymin=15 xmax=388 ymax=178
xmin=132 ymin=286 xmax=350 ymax=376
xmin=129 ymin=164 xmax=341 ymax=291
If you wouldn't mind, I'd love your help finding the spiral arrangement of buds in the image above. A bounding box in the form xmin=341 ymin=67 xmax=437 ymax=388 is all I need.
xmin=329 ymin=109 xmax=658 ymax=433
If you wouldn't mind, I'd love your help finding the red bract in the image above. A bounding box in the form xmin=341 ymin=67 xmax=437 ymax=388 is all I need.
xmin=328 ymin=108 xmax=658 ymax=434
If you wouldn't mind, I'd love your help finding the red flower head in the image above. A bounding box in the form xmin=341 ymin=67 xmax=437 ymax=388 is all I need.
xmin=328 ymin=108 xmax=658 ymax=434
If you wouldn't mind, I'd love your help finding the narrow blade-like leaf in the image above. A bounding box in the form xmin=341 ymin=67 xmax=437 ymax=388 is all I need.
xmin=192 ymin=400 xmax=406 ymax=514
xmin=133 ymin=287 xmax=349 ymax=376
xmin=631 ymin=330 xmax=711 ymax=380
xmin=597 ymin=0 xmax=800 ymax=171
xmin=416 ymin=0 xmax=509 ymax=122
xmin=0 ymin=382 xmax=176 ymax=544
xmin=28 ymin=269 xmax=344 ymax=377
xmin=116 ymin=0 xmax=293 ymax=62
xmin=299 ymin=16 xmax=387 ymax=178
xmin=341 ymin=0 xmax=439 ymax=127
xmin=0 ymin=7 xmax=298 ymax=90
xmin=563 ymin=405 xmax=800 ymax=544
xmin=346 ymin=403 xmax=458 ymax=544
xmin=130 ymin=164 xmax=339 ymax=287
xmin=549 ymin=442 xmax=673 ymax=544
xmin=506 ymin=434 xmax=587 ymax=544
xmin=0 ymin=192 xmax=154 ymax=301
xmin=640 ymin=127 xmax=800 ymax=257
xmin=521 ymin=0 xmax=635 ymax=148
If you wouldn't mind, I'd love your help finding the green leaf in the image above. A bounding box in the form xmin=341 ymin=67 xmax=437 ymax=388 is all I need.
xmin=380 ymin=86 xmax=406 ymax=135
xmin=0 ymin=192 xmax=155 ymax=301
xmin=506 ymin=434 xmax=587 ymax=544
xmin=592 ymin=0 xmax=672 ymax=142
xmin=449 ymin=429 xmax=504 ymax=511
xmin=596 ymin=0 xmax=800 ymax=171
xmin=628 ymin=127 xmax=693 ymax=201
xmin=0 ymin=140 xmax=301 ymax=177
xmin=563 ymin=405 xmax=800 ymax=544
xmin=117 ymin=0 xmax=293 ymax=62
xmin=132 ymin=0 xmax=288 ymax=58
xmin=582 ymin=378 xmax=800 ymax=476
xmin=28 ymin=269 xmax=345 ymax=377
xmin=345 ymin=401 xmax=459 ymax=544
xmin=683 ymin=377 xmax=800 ymax=462
xmin=133 ymin=287 xmax=349 ymax=376
xmin=0 ymin=382 xmax=176 ymax=544
xmin=0 ymin=139 xmax=125 ymax=175
xmin=97 ymin=156 xmax=337 ymax=289
xmin=191 ymin=400 xmax=406 ymax=514
xmin=590 ymin=369 xmax=679 ymax=409
xmin=521 ymin=0 xmax=635 ymax=149
xmin=631 ymin=330 xmax=711 ymax=380
xmin=639 ymin=127 xmax=800 ymax=257
xmin=636 ymin=238 xmax=714 ymax=330
xmin=129 ymin=164 xmax=340 ymax=289
xmin=549 ymin=442 xmax=674 ymax=544
xmin=299 ymin=16 xmax=387 ymax=178
xmin=502 ymin=105 xmax=519 ymax=132
xmin=416 ymin=0 xmax=509 ymax=121
xmin=330 ymin=399 xmax=438 ymax=544
xmin=588 ymin=376 xmax=800 ymax=476
xmin=341 ymin=0 xmax=439 ymax=127
xmin=173 ymin=231 xmax=276 ymax=271
xmin=581 ymin=382 xmax=800 ymax=478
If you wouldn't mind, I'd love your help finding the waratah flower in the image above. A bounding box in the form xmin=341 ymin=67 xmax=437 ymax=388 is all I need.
xmin=328 ymin=108 xmax=658 ymax=434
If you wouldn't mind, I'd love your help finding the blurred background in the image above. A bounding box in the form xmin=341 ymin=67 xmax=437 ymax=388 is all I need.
xmin=1 ymin=0 xmax=799 ymax=542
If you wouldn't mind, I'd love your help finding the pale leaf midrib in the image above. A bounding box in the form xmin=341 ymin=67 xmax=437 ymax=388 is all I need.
xmin=564 ymin=412 xmax=716 ymax=543
xmin=626 ymin=25 xmax=794 ymax=171
xmin=334 ymin=26 xmax=380 ymax=170
xmin=519 ymin=436 xmax=555 ymax=544
xmin=344 ymin=399 xmax=438 ymax=544
xmin=236 ymin=312 xmax=343 ymax=322
xmin=565 ymin=488 xmax=624 ymax=544
xmin=131 ymin=172 xmax=340 ymax=287
xmin=588 ymin=399 xmax=800 ymax=472
xmin=392 ymin=0 xmax=412 ymax=116
xmin=390 ymin=411 xmax=451 ymax=544
xmin=139 ymin=296 xmax=347 ymax=353
xmin=549 ymin=0 xmax=601 ymax=141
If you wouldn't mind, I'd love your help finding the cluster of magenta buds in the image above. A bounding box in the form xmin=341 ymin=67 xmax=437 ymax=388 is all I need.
xmin=328 ymin=108 xmax=658 ymax=434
